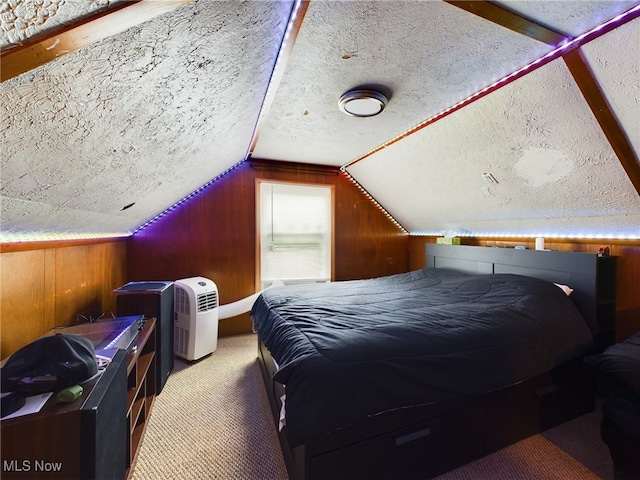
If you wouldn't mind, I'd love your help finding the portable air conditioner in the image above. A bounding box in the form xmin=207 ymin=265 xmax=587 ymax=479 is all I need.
xmin=173 ymin=277 xmax=219 ymax=361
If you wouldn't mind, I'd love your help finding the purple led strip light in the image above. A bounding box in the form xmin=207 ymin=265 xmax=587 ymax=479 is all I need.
xmin=134 ymin=0 xmax=304 ymax=235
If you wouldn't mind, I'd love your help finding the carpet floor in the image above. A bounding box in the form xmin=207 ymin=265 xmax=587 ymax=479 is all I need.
xmin=131 ymin=333 xmax=614 ymax=480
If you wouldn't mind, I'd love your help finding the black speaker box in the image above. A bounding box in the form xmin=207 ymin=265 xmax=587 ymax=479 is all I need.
xmin=113 ymin=282 xmax=174 ymax=394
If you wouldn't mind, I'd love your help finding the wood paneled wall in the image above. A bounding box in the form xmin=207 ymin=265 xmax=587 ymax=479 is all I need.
xmin=410 ymin=236 xmax=640 ymax=341
xmin=0 ymin=240 xmax=127 ymax=359
xmin=127 ymin=160 xmax=409 ymax=336
xmin=3 ymin=163 xmax=636 ymax=357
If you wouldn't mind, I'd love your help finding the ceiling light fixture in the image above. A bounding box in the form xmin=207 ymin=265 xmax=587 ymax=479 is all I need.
xmin=342 ymin=3 xmax=640 ymax=168
xmin=339 ymin=89 xmax=388 ymax=117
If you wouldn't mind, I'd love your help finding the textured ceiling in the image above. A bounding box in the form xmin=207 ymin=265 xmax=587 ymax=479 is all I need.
xmin=347 ymin=56 xmax=640 ymax=237
xmin=1 ymin=0 xmax=293 ymax=240
xmin=1 ymin=0 xmax=639 ymax=241
xmin=252 ymin=0 xmax=552 ymax=166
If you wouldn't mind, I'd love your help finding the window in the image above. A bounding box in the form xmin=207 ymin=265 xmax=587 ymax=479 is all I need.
xmin=258 ymin=181 xmax=333 ymax=289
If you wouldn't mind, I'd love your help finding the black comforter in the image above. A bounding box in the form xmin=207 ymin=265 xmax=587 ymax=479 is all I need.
xmin=251 ymin=268 xmax=593 ymax=447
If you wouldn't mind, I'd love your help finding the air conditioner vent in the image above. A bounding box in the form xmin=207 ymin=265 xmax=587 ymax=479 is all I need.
xmin=174 ymin=326 xmax=189 ymax=357
xmin=197 ymin=291 xmax=218 ymax=312
xmin=175 ymin=287 xmax=190 ymax=315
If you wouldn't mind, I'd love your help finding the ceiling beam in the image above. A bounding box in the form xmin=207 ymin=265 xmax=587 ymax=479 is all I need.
xmin=564 ymin=49 xmax=640 ymax=197
xmin=445 ymin=0 xmax=568 ymax=46
xmin=248 ymin=0 xmax=310 ymax=156
xmin=1 ymin=0 xmax=194 ymax=83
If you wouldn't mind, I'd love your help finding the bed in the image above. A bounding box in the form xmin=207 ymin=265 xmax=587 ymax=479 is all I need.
xmin=252 ymin=244 xmax=613 ymax=479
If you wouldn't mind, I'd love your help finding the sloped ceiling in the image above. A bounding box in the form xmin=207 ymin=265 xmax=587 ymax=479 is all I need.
xmin=1 ymin=0 xmax=639 ymax=242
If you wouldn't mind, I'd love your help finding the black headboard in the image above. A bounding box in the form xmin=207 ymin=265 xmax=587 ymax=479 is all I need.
xmin=425 ymin=244 xmax=600 ymax=334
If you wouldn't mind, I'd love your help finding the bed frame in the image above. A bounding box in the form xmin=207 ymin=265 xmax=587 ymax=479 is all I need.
xmin=257 ymin=244 xmax=613 ymax=479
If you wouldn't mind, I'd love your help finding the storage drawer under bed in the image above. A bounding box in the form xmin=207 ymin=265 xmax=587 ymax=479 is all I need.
xmin=307 ymin=403 xmax=485 ymax=480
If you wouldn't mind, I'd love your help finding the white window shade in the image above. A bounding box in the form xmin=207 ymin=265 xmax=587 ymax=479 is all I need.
xmin=259 ymin=182 xmax=332 ymax=288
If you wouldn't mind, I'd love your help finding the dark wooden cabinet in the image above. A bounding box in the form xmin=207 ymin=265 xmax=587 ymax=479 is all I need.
xmin=1 ymin=319 xmax=157 ymax=480
xmin=1 ymin=351 xmax=127 ymax=479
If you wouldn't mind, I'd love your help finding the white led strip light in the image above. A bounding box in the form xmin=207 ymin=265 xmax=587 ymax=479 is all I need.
xmin=410 ymin=231 xmax=639 ymax=240
xmin=0 ymin=231 xmax=131 ymax=243
xmin=339 ymin=169 xmax=408 ymax=234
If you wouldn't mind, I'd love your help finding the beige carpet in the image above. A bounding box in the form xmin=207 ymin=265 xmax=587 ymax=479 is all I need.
xmin=435 ymin=434 xmax=603 ymax=480
xmin=131 ymin=333 xmax=612 ymax=480
xmin=130 ymin=333 xmax=288 ymax=480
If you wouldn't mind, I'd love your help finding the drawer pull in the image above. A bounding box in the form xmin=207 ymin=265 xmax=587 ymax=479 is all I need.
xmin=535 ymin=384 xmax=559 ymax=397
xmin=394 ymin=427 xmax=431 ymax=446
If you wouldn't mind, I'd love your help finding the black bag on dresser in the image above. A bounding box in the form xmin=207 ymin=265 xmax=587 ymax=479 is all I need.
xmin=1 ymin=333 xmax=98 ymax=396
